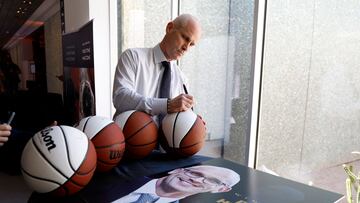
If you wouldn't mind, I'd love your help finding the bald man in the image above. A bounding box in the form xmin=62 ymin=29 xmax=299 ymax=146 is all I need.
xmin=113 ymin=165 xmax=240 ymax=203
xmin=112 ymin=14 xmax=202 ymax=124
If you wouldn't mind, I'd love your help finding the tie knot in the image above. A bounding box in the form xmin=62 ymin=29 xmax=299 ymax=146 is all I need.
xmin=133 ymin=193 xmax=159 ymax=203
xmin=161 ymin=61 xmax=170 ymax=68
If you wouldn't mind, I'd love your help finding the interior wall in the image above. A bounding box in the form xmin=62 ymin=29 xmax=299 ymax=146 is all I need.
xmin=63 ymin=0 xmax=114 ymax=118
xmin=44 ymin=11 xmax=63 ymax=95
xmin=9 ymin=38 xmax=34 ymax=91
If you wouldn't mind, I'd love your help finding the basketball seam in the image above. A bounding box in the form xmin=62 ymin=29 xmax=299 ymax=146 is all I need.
xmin=77 ymin=139 xmax=94 ymax=175
xmin=126 ymin=120 xmax=153 ymax=141
xmin=179 ymin=117 xmax=203 ymax=148
xmin=95 ymin=141 xmax=125 ymax=149
xmin=82 ymin=116 xmax=91 ymax=132
xmin=59 ymin=126 xmax=77 ymax=172
xmin=31 ymin=134 xmax=71 ymax=180
xmin=179 ymin=141 xmax=202 ymax=149
xmin=75 ymin=162 xmax=96 ymax=176
xmin=21 ymin=168 xmax=62 ymax=187
xmin=89 ymin=121 xmax=112 ymax=140
xmin=69 ymin=166 xmax=96 ymax=186
xmin=62 ymin=174 xmax=90 ymax=188
xmin=172 ymin=112 xmax=181 ymax=148
xmin=122 ymin=110 xmax=135 ymax=132
xmin=126 ymin=139 xmax=157 ymax=147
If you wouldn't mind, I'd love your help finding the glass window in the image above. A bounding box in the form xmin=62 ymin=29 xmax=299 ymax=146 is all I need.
xmin=117 ymin=0 xmax=257 ymax=165
xmin=118 ymin=0 xmax=171 ymax=52
xmin=180 ymin=0 xmax=255 ymax=164
xmin=257 ymin=0 xmax=360 ymax=196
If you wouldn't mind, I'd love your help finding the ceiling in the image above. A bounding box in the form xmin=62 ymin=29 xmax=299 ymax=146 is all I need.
xmin=0 ymin=0 xmax=45 ymax=49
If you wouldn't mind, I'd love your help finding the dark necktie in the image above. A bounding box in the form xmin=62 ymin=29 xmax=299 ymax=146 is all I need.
xmin=158 ymin=61 xmax=171 ymax=125
xmin=159 ymin=61 xmax=171 ymax=98
xmin=132 ymin=193 xmax=160 ymax=203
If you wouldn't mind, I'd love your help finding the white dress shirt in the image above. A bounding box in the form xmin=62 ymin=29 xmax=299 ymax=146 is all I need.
xmin=112 ymin=179 xmax=178 ymax=203
xmin=112 ymin=44 xmax=188 ymax=120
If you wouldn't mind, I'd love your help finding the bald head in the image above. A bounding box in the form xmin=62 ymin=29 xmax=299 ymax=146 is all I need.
xmin=160 ymin=14 xmax=202 ymax=61
xmin=155 ymin=164 xmax=240 ymax=199
xmin=173 ymin=14 xmax=202 ymax=34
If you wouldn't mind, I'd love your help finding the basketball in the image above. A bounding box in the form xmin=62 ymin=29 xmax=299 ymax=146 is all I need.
xmin=20 ymin=125 xmax=97 ymax=196
xmin=76 ymin=116 xmax=125 ymax=172
xmin=160 ymin=110 xmax=206 ymax=157
xmin=114 ymin=110 xmax=158 ymax=160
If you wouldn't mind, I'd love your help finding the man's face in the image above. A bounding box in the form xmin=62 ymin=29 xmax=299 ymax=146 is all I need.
xmin=159 ymin=167 xmax=228 ymax=196
xmin=162 ymin=21 xmax=201 ymax=61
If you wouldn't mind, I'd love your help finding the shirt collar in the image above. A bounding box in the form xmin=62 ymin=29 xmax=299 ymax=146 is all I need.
xmin=135 ymin=179 xmax=158 ymax=195
xmin=154 ymin=44 xmax=168 ymax=64
xmin=134 ymin=179 xmax=179 ymax=202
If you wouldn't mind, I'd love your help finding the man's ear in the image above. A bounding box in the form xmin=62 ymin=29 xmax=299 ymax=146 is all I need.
xmin=211 ymin=186 xmax=231 ymax=193
xmin=166 ymin=22 xmax=174 ymax=33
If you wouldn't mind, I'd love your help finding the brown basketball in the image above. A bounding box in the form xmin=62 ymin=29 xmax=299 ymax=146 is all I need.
xmin=114 ymin=110 xmax=158 ymax=160
xmin=76 ymin=116 xmax=125 ymax=172
xmin=160 ymin=110 xmax=206 ymax=157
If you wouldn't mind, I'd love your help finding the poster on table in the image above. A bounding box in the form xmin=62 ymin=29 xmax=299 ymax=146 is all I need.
xmin=62 ymin=20 xmax=95 ymax=125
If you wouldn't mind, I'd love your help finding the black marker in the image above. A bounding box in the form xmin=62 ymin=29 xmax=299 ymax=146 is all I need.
xmin=183 ymin=84 xmax=194 ymax=111
xmin=7 ymin=112 xmax=15 ymax=125
xmin=183 ymin=84 xmax=189 ymax=94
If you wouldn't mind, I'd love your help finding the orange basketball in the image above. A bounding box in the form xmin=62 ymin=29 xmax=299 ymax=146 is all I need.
xmin=114 ymin=110 xmax=158 ymax=160
xmin=160 ymin=110 xmax=206 ymax=157
xmin=76 ymin=116 xmax=125 ymax=172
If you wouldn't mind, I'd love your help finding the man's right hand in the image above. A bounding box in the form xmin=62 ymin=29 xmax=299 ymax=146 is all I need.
xmin=0 ymin=124 xmax=12 ymax=146
xmin=168 ymin=94 xmax=194 ymax=113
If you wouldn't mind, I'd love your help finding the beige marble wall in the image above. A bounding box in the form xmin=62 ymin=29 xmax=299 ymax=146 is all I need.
xmin=258 ymin=0 xmax=360 ymax=180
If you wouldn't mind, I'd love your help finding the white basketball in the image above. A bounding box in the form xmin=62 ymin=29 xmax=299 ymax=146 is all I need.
xmin=75 ymin=116 xmax=126 ymax=172
xmin=114 ymin=110 xmax=136 ymax=129
xmin=162 ymin=110 xmax=197 ymax=148
xmin=76 ymin=116 xmax=114 ymax=139
xmin=160 ymin=110 xmax=206 ymax=157
xmin=20 ymin=125 xmax=97 ymax=196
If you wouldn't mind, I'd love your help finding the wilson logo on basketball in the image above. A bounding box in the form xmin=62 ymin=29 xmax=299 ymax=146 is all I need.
xmin=109 ymin=150 xmax=123 ymax=160
xmin=40 ymin=128 xmax=56 ymax=151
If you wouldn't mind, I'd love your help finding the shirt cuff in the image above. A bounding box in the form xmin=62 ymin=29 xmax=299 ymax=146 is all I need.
xmin=151 ymin=98 xmax=168 ymax=115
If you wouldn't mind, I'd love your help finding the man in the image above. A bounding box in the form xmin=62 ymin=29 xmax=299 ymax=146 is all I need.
xmin=112 ymin=14 xmax=202 ymax=124
xmin=113 ymin=165 xmax=240 ymax=203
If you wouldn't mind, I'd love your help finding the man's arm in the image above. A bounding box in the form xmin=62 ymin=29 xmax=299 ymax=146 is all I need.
xmin=112 ymin=50 xmax=167 ymax=115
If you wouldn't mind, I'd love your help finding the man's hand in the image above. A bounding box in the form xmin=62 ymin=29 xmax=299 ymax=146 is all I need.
xmin=0 ymin=124 xmax=12 ymax=146
xmin=168 ymin=94 xmax=194 ymax=113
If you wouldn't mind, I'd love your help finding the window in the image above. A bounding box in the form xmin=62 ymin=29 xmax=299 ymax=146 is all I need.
xmin=117 ymin=0 xmax=257 ymax=165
